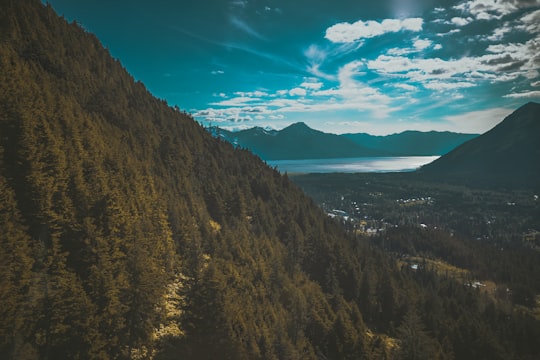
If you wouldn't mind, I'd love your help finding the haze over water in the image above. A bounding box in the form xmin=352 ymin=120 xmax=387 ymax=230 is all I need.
xmin=267 ymin=156 xmax=440 ymax=174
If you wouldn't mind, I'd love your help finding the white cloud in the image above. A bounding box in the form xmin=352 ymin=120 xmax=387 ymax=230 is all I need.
xmin=413 ymin=38 xmax=432 ymax=50
xmin=393 ymin=83 xmax=417 ymax=91
xmin=450 ymin=17 xmax=473 ymax=26
xmin=503 ymin=90 xmax=540 ymax=98
xmin=325 ymin=17 xmax=423 ymax=43
xmin=387 ymin=47 xmax=414 ymax=56
xmin=367 ymin=37 xmax=539 ymax=91
xmin=423 ymin=81 xmax=476 ymax=90
xmin=454 ymin=0 xmax=516 ymax=20
xmin=300 ymin=79 xmax=324 ymax=90
xmin=485 ymin=24 xmax=513 ymax=41
xmin=519 ymin=9 xmax=540 ymax=34
xmin=218 ymin=124 xmax=254 ymax=132
xmin=453 ymin=0 xmax=538 ymax=21
xmin=234 ymin=90 xmax=268 ymax=97
xmin=486 ymin=39 xmax=540 ymax=72
xmin=211 ymin=70 xmax=225 ymax=75
xmin=211 ymin=96 xmax=260 ymax=106
xmin=289 ymin=87 xmax=307 ymax=96
xmin=438 ymin=29 xmax=461 ymax=36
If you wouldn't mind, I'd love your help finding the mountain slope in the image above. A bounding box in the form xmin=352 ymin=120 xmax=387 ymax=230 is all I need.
xmin=420 ymin=102 xmax=540 ymax=186
xmin=214 ymin=124 xmax=477 ymax=160
xmin=0 ymin=1 xmax=374 ymax=358
xmin=343 ymin=130 xmax=479 ymax=156
xmin=217 ymin=122 xmax=385 ymax=159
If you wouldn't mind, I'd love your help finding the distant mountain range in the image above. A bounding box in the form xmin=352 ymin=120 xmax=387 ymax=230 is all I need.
xmin=210 ymin=123 xmax=478 ymax=160
xmin=420 ymin=102 xmax=540 ymax=187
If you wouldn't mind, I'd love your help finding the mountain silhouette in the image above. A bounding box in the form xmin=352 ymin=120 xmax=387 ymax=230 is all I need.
xmin=213 ymin=123 xmax=476 ymax=160
xmin=420 ymin=102 xmax=540 ymax=187
xmin=343 ymin=130 xmax=478 ymax=156
xmin=215 ymin=122 xmax=384 ymax=159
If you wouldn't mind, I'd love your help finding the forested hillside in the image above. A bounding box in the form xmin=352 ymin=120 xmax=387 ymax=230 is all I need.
xmin=1 ymin=1 xmax=539 ymax=359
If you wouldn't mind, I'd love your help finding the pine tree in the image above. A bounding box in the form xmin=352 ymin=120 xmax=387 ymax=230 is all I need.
xmin=396 ymin=308 xmax=441 ymax=360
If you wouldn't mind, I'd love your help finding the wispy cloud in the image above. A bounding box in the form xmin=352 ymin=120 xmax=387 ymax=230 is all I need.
xmin=229 ymin=16 xmax=267 ymax=40
xmin=504 ymin=90 xmax=540 ymax=98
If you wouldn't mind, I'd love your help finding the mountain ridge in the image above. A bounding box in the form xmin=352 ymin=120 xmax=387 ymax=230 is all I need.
xmin=212 ymin=122 xmax=479 ymax=159
xmin=213 ymin=122 xmax=385 ymax=159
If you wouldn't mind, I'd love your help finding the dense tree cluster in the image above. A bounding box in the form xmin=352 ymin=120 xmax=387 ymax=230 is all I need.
xmin=1 ymin=1 xmax=539 ymax=359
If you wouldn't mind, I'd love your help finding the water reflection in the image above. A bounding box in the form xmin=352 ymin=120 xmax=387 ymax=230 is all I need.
xmin=267 ymin=156 xmax=440 ymax=173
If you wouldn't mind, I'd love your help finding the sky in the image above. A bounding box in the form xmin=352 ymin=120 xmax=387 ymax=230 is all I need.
xmin=45 ymin=0 xmax=540 ymax=135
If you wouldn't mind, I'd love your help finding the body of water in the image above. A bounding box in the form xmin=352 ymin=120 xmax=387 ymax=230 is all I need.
xmin=267 ymin=156 xmax=440 ymax=174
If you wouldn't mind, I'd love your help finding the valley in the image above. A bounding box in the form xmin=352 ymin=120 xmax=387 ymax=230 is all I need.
xmin=292 ymin=172 xmax=540 ymax=309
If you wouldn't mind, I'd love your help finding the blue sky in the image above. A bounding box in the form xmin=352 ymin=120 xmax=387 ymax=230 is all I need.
xmin=46 ymin=0 xmax=540 ymax=135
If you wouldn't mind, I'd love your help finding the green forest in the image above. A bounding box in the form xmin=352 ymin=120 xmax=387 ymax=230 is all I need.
xmin=1 ymin=1 xmax=539 ymax=359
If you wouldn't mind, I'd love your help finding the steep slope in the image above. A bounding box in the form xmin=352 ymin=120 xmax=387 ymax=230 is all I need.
xmin=0 ymin=1 xmax=372 ymax=358
xmin=344 ymin=130 xmax=479 ymax=156
xmin=420 ymin=102 xmax=540 ymax=187
xmin=1 ymin=1 xmax=403 ymax=359
xmin=216 ymin=122 xmax=388 ymax=159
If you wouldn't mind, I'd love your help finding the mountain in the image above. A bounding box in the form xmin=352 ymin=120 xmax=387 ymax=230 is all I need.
xmin=343 ymin=130 xmax=479 ymax=156
xmin=0 ymin=2 xmax=375 ymax=358
xmin=213 ymin=124 xmax=477 ymax=160
xmin=1 ymin=1 xmax=539 ymax=359
xmin=214 ymin=122 xmax=386 ymax=160
xmin=0 ymin=1 xmax=403 ymax=358
xmin=420 ymin=102 xmax=540 ymax=187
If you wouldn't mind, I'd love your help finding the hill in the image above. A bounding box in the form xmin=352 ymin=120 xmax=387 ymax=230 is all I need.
xmin=420 ymin=102 xmax=540 ymax=187
xmin=213 ymin=124 xmax=477 ymax=160
xmin=343 ymin=130 xmax=478 ymax=156
xmin=214 ymin=122 xmax=385 ymax=159
xmin=1 ymin=1 xmax=539 ymax=359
